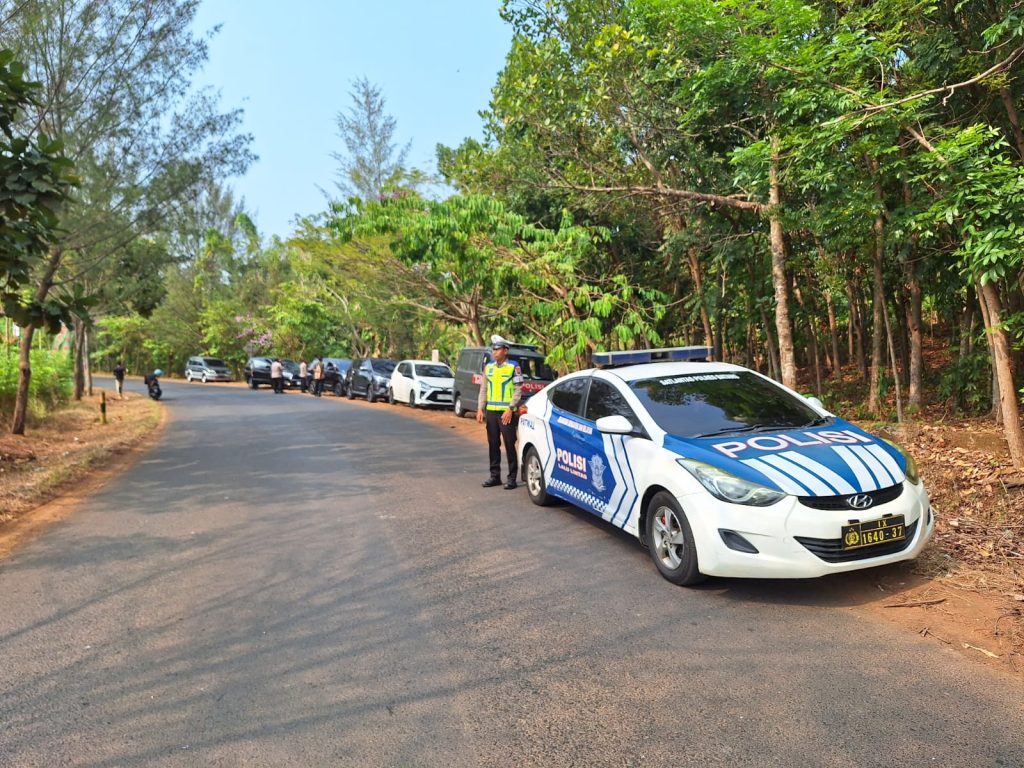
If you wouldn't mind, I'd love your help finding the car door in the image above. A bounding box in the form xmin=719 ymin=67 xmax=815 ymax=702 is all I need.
xmin=581 ymin=377 xmax=648 ymax=528
xmin=355 ymin=360 xmax=373 ymax=395
xmin=396 ymin=362 xmax=412 ymax=402
xmin=545 ymin=376 xmax=606 ymax=515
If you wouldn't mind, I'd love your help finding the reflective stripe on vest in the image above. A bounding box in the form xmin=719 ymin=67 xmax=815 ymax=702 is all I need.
xmin=485 ymin=361 xmax=516 ymax=410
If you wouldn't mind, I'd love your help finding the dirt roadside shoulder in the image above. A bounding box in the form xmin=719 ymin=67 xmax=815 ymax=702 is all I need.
xmin=0 ymin=386 xmax=166 ymax=559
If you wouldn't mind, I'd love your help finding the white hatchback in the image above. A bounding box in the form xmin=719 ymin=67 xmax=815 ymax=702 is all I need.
xmin=390 ymin=360 xmax=455 ymax=408
xmin=517 ymin=347 xmax=933 ymax=585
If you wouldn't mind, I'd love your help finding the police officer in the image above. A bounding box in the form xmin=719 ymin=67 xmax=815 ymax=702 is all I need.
xmin=477 ymin=335 xmax=523 ymax=489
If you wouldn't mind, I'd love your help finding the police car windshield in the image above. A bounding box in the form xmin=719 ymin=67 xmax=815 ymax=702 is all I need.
xmin=415 ymin=364 xmax=452 ymax=378
xmin=629 ymin=371 xmax=823 ymax=438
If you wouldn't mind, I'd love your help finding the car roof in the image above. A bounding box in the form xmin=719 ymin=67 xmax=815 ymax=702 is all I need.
xmin=596 ymin=361 xmax=747 ymax=384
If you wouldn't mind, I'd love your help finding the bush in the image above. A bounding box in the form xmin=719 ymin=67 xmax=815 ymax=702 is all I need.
xmin=0 ymin=344 xmax=73 ymax=420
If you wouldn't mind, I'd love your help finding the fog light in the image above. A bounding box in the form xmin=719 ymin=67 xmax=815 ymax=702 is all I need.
xmin=719 ymin=529 xmax=759 ymax=554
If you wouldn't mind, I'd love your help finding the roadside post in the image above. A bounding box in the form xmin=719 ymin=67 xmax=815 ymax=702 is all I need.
xmin=100 ymin=390 xmax=107 ymax=425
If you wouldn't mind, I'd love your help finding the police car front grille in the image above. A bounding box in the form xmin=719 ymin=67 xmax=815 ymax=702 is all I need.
xmin=798 ymin=483 xmax=904 ymax=511
xmin=794 ymin=520 xmax=917 ymax=563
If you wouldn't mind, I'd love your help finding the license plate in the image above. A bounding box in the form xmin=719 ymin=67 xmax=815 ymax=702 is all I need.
xmin=841 ymin=515 xmax=906 ymax=550
xmin=435 ymin=394 xmax=452 ymax=401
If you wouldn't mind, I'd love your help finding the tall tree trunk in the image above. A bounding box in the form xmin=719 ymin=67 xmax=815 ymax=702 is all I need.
xmin=869 ymin=162 xmax=886 ymax=416
xmin=73 ymin=316 xmax=86 ymax=401
xmin=84 ymin=327 xmax=93 ymax=396
xmin=979 ymin=280 xmax=1024 ymax=466
xmin=686 ymin=246 xmax=714 ymax=348
xmin=769 ymin=140 xmax=797 ymax=389
xmin=12 ymin=248 xmax=63 ymax=435
xmin=826 ymin=290 xmax=842 ymax=380
xmin=759 ymin=305 xmax=781 ymax=382
xmin=976 ymin=282 xmax=1002 ymax=424
xmin=1000 ymin=86 xmax=1024 ymax=160
xmin=906 ymin=268 xmax=923 ymax=411
xmin=883 ymin=299 xmax=904 ymax=423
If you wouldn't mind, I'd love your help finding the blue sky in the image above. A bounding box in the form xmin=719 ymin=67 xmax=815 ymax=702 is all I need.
xmin=192 ymin=1 xmax=513 ymax=240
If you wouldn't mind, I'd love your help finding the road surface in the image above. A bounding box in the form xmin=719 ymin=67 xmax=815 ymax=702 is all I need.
xmin=1 ymin=379 xmax=1022 ymax=767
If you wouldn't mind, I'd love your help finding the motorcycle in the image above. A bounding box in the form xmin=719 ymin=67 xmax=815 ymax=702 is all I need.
xmin=145 ymin=369 xmax=163 ymax=401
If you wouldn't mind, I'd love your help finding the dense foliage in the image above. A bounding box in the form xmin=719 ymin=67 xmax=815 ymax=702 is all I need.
xmin=9 ymin=0 xmax=1024 ymax=459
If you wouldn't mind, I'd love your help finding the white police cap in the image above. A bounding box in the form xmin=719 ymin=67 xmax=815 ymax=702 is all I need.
xmin=490 ymin=334 xmax=512 ymax=349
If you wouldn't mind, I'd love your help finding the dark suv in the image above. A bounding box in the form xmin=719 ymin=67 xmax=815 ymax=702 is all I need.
xmin=244 ymin=357 xmax=302 ymax=389
xmin=452 ymin=343 xmax=555 ymax=417
xmin=345 ymin=358 xmax=397 ymax=402
xmin=317 ymin=358 xmax=352 ymax=396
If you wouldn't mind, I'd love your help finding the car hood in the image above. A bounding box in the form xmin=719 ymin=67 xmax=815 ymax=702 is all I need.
xmin=418 ymin=376 xmax=454 ymax=387
xmin=662 ymin=418 xmax=906 ymax=497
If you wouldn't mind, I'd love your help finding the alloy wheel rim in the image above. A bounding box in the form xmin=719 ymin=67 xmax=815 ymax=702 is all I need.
xmin=527 ymin=457 xmax=543 ymax=496
xmin=652 ymin=505 xmax=685 ymax=569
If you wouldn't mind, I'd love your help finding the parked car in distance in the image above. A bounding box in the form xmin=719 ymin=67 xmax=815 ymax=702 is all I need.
xmin=390 ymin=360 xmax=455 ymax=408
xmin=319 ymin=357 xmax=352 ymax=396
xmin=452 ymin=343 xmax=556 ymax=417
xmin=244 ymin=356 xmax=302 ymax=389
xmin=345 ymin=358 xmax=397 ymax=402
xmin=184 ymin=356 xmax=234 ymax=383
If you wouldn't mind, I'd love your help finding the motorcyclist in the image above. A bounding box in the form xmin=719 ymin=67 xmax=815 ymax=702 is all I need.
xmin=144 ymin=368 xmax=163 ymax=400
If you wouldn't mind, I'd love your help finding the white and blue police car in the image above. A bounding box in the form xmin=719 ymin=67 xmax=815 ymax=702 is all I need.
xmin=517 ymin=347 xmax=933 ymax=585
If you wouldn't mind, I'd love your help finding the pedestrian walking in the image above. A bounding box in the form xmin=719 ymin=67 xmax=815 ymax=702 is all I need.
xmin=299 ymin=359 xmax=309 ymax=392
xmin=112 ymin=361 xmax=126 ymax=398
xmin=312 ymin=356 xmax=324 ymax=397
xmin=476 ymin=335 xmax=523 ymax=489
xmin=270 ymin=358 xmax=284 ymax=394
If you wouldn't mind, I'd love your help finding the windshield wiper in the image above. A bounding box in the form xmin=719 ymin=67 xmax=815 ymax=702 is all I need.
xmin=801 ymin=416 xmax=831 ymax=428
xmin=692 ymin=425 xmax=761 ymax=439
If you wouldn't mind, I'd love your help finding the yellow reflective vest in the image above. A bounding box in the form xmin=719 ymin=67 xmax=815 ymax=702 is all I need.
xmin=481 ymin=360 xmax=522 ymax=412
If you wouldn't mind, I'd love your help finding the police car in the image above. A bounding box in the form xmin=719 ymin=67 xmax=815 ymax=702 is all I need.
xmin=517 ymin=347 xmax=933 ymax=585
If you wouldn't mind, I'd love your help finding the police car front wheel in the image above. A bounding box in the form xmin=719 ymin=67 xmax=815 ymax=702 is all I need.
xmin=524 ymin=448 xmax=552 ymax=506
xmin=645 ymin=492 xmax=705 ymax=586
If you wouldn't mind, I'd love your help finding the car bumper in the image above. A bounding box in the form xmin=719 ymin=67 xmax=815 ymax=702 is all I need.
xmin=204 ymin=373 xmax=233 ymax=381
xmin=680 ymin=481 xmax=934 ymax=579
xmin=422 ymin=389 xmax=453 ymax=405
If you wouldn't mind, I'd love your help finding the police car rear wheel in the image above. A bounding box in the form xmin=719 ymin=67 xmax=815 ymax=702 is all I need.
xmin=645 ymin=492 xmax=704 ymax=586
xmin=525 ymin=448 xmax=551 ymax=506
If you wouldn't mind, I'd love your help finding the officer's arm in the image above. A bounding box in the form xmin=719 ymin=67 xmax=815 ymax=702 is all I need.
xmin=478 ymin=364 xmax=488 ymax=409
xmin=509 ymin=366 xmax=524 ymax=410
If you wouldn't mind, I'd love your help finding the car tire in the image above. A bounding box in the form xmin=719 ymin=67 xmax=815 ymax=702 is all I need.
xmin=645 ymin=492 xmax=705 ymax=586
xmin=453 ymin=395 xmax=464 ymax=418
xmin=333 ymin=381 xmax=343 ymax=397
xmin=186 ymin=371 xmax=193 ymax=382
xmin=247 ymin=376 xmax=257 ymax=389
xmin=408 ymin=391 xmax=416 ymax=408
xmin=201 ymin=373 xmax=208 ymax=383
xmin=346 ymin=383 xmax=355 ymax=400
xmin=524 ymin=447 xmax=552 ymax=506
xmin=367 ymin=384 xmax=377 ymax=403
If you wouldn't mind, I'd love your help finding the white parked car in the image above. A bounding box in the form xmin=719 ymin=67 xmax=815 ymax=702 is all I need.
xmin=389 ymin=360 xmax=455 ymax=408
xmin=517 ymin=347 xmax=933 ymax=586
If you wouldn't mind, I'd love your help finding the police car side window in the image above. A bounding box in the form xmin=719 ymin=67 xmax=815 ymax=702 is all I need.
xmin=585 ymin=379 xmax=639 ymax=426
xmin=549 ymin=377 xmax=589 ymax=415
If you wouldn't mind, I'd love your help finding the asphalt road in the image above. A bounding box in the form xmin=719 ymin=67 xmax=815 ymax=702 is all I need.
xmin=1 ymin=379 xmax=1022 ymax=767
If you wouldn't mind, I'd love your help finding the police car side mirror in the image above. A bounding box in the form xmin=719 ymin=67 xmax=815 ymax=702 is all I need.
xmin=595 ymin=415 xmax=635 ymax=435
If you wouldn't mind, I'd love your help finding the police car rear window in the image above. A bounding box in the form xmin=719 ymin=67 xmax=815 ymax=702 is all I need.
xmin=629 ymin=371 xmax=821 ymax=438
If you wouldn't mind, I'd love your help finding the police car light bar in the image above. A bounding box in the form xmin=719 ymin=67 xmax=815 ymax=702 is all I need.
xmin=592 ymin=346 xmax=714 ymax=367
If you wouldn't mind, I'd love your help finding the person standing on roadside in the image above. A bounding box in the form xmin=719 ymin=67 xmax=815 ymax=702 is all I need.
xmin=270 ymin=358 xmax=284 ymax=394
xmin=112 ymin=361 xmax=126 ymax=398
xmin=312 ymin=356 xmax=324 ymax=397
xmin=299 ymin=359 xmax=309 ymax=393
xmin=476 ymin=335 xmax=523 ymax=489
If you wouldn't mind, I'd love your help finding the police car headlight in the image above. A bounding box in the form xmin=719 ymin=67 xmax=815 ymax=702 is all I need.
xmin=882 ymin=439 xmax=920 ymax=485
xmin=676 ymin=459 xmax=786 ymax=506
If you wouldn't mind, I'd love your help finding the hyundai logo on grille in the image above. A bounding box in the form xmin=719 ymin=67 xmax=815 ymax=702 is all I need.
xmin=847 ymin=493 xmax=874 ymax=510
